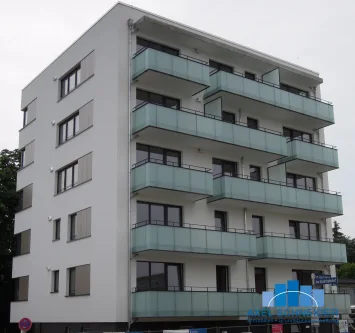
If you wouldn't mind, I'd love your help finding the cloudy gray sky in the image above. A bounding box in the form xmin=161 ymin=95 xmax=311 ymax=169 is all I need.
xmin=1 ymin=0 xmax=353 ymax=234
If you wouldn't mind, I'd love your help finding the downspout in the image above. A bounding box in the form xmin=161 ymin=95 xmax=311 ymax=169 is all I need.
xmin=244 ymin=208 xmax=250 ymax=289
xmin=127 ymin=18 xmax=134 ymax=331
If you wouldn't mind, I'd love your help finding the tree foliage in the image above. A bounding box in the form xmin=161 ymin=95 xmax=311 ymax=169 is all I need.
xmin=333 ymin=221 xmax=355 ymax=277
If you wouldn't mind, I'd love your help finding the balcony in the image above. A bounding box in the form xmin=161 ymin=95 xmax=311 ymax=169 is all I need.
xmin=132 ymin=222 xmax=257 ymax=259
xmin=255 ymin=233 xmax=347 ymax=264
xmin=204 ymin=71 xmax=334 ymax=130
xmin=132 ymin=290 xmax=350 ymax=318
xmin=132 ymin=48 xmax=210 ymax=96
xmin=132 ymin=103 xmax=287 ymax=164
xmin=208 ymin=175 xmax=343 ymax=218
xmin=277 ymin=138 xmax=339 ymax=173
xmin=131 ymin=159 xmax=213 ymax=201
xmin=132 ymin=289 xmax=261 ymax=318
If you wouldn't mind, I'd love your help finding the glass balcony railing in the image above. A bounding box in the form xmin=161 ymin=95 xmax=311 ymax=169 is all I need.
xmin=132 ymin=222 xmax=257 ymax=258
xmin=131 ymin=159 xmax=213 ymax=198
xmin=132 ymin=289 xmax=350 ymax=318
xmin=132 ymin=48 xmax=210 ymax=94
xmin=132 ymin=288 xmax=261 ymax=318
xmin=132 ymin=103 xmax=287 ymax=158
xmin=281 ymin=138 xmax=339 ymax=171
xmin=204 ymin=71 xmax=334 ymax=126
xmin=209 ymin=174 xmax=343 ymax=217
xmin=256 ymin=233 xmax=347 ymax=263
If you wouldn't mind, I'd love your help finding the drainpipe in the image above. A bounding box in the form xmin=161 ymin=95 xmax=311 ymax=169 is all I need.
xmin=241 ymin=156 xmax=244 ymax=176
xmin=127 ymin=18 xmax=134 ymax=330
xmin=244 ymin=208 xmax=250 ymax=289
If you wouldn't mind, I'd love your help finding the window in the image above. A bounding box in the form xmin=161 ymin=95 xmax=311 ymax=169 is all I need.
xmin=245 ymin=72 xmax=256 ymax=80
xmin=292 ymin=269 xmax=322 ymax=289
xmin=14 ymin=276 xmax=29 ymax=301
xmin=222 ymin=111 xmax=235 ymax=123
xmin=247 ymin=117 xmax=258 ymax=130
xmin=137 ymin=37 xmax=179 ymax=56
xmin=286 ymin=173 xmax=316 ymax=191
xmin=283 ymin=127 xmax=312 ymax=143
xmin=19 ymin=148 xmax=26 ymax=168
xmin=280 ymin=83 xmax=309 ymax=97
xmin=68 ymin=264 xmax=90 ymax=296
xmin=136 ymin=89 xmax=180 ymax=109
xmin=212 ymin=158 xmax=238 ymax=177
xmin=216 ymin=266 xmax=229 ymax=292
xmin=52 ymin=270 xmax=59 ymax=293
xmin=137 ymin=202 xmax=182 ymax=227
xmin=215 ymin=211 xmax=227 ymax=231
xmin=209 ymin=60 xmax=233 ymax=74
xmin=53 ymin=219 xmax=61 ymax=241
xmin=252 ymin=216 xmax=264 ymax=237
xmin=60 ymin=66 xmax=81 ymax=98
xmin=17 ymin=184 xmax=33 ymax=211
xmin=69 ymin=214 xmax=77 ymax=241
xmin=250 ymin=165 xmax=261 ymax=181
xmin=14 ymin=230 xmax=31 ymax=256
xmin=136 ymin=144 xmax=181 ymax=167
xmin=254 ymin=267 xmax=266 ymax=293
xmin=289 ymin=221 xmax=319 ymax=241
xmin=58 ymin=113 xmax=79 ymax=144
xmin=23 ymin=108 xmax=28 ymax=127
xmin=136 ymin=261 xmax=183 ymax=291
xmin=57 ymin=162 xmax=78 ymax=193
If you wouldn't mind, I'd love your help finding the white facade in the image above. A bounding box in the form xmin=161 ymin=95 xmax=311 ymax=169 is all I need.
xmin=12 ymin=2 xmax=344 ymax=331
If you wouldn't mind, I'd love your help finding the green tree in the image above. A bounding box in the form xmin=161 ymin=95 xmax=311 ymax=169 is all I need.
xmin=337 ymin=263 xmax=355 ymax=279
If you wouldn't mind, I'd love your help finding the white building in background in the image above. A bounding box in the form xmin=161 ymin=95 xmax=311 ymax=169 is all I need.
xmin=12 ymin=2 xmax=348 ymax=333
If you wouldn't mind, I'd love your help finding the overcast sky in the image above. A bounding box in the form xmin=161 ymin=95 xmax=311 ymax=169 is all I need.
xmin=1 ymin=0 xmax=353 ymax=234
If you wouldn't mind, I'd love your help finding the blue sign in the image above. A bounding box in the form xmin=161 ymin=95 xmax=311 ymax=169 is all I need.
xmin=190 ymin=329 xmax=207 ymax=333
xmin=314 ymin=275 xmax=338 ymax=285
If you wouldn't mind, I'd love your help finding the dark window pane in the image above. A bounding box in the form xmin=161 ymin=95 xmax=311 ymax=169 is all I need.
xmin=296 ymin=175 xmax=306 ymax=189
xmin=165 ymin=97 xmax=180 ymax=109
xmin=136 ymin=144 xmax=149 ymax=164
xmin=209 ymin=60 xmax=233 ymax=73
xmin=306 ymin=177 xmax=315 ymax=190
xmin=150 ymin=263 xmax=165 ymax=290
xmin=309 ymin=224 xmax=319 ymax=240
xmin=223 ymin=161 xmax=237 ymax=177
xmin=137 ymin=202 xmax=149 ymax=226
xmin=283 ymin=128 xmax=291 ymax=140
xmin=215 ymin=211 xmax=227 ymax=231
xmin=149 ymin=93 xmax=163 ymax=105
xmin=247 ymin=118 xmax=258 ymax=129
xmin=292 ymin=130 xmax=302 ymax=140
xmin=69 ymin=268 xmax=76 ymax=295
xmin=70 ymin=214 xmax=77 ymax=240
xmin=252 ymin=216 xmax=263 ymax=236
xmin=167 ymin=265 xmax=182 ymax=291
xmin=250 ymin=166 xmax=261 ymax=181
xmin=254 ymin=267 xmax=266 ymax=293
xmin=150 ymin=204 xmax=164 ymax=225
xmin=289 ymin=221 xmax=297 ymax=238
xmin=303 ymin=133 xmax=311 ymax=143
xmin=216 ymin=266 xmax=229 ymax=292
xmin=299 ymin=222 xmax=309 ymax=240
xmin=222 ymin=111 xmax=235 ymax=123
xmin=136 ymin=262 xmax=149 ymax=291
xmin=136 ymin=89 xmax=149 ymax=106
xmin=167 ymin=206 xmax=181 ymax=226
xmin=149 ymin=146 xmax=164 ymax=163
xmin=245 ymin=72 xmax=256 ymax=80
xmin=287 ymin=173 xmax=295 ymax=187
xmin=212 ymin=159 xmax=223 ymax=177
xmin=59 ymin=123 xmax=67 ymax=143
xmin=166 ymin=150 xmax=180 ymax=167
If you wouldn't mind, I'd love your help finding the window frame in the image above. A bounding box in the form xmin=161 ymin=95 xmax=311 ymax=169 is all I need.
xmin=216 ymin=265 xmax=230 ymax=292
xmin=289 ymin=220 xmax=320 ymax=241
xmin=23 ymin=108 xmax=28 ymax=127
xmin=69 ymin=213 xmax=77 ymax=241
xmin=136 ymin=37 xmax=180 ymax=56
xmin=247 ymin=117 xmax=259 ymax=130
xmin=283 ymin=127 xmax=312 ymax=143
xmin=68 ymin=267 xmax=76 ymax=296
xmin=286 ymin=173 xmax=316 ymax=191
xmin=19 ymin=148 xmax=26 ymax=168
xmin=214 ymin=210 xmax=228 ymax=232
xmin=137 ymin=201 xmax=183 ymax=227
xmin=209 ymin=59 xmax=233 ymax=73
xmin=250 ymin=165 xmax=261 ymax=181
xmin=60 ymin=66 xmax=81 ymax=98
xmin=136 ymin=260 xmax=183 ymax=292
xmin=245 ymin=71 xmax=256 ymax=80
xmin=136 ymin=89 xmax=180 ymax=110
xmin=52 ymin=270 xmax=59 ymax=293
xmin=252 ymin=215 xmax=264 ymax=237
xmin=57 ymin=161 xmax=79 ymax=193
xmin=13 ymin=276 xmax=29 ymax=302
xmin=212 ymin=158 xmax=238 ymax=177
xmin=280 ymin=83 xmax=309 ymax=97
xmin=58 ymin=112 xmax=80 ymax=145
xmin=254 ymin=267 xmax=267 ymax=293
xmin=53 ymin=219 xmax=61 ymax=241
xmin=222 ymin=111 xmax=236 ymax=123
xmin=136 ymin=143 xmax=181 ymax=167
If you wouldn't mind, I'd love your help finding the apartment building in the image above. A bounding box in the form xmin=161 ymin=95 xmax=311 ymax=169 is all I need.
xmin=12 ymin=2 xmax=349 ymax=333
